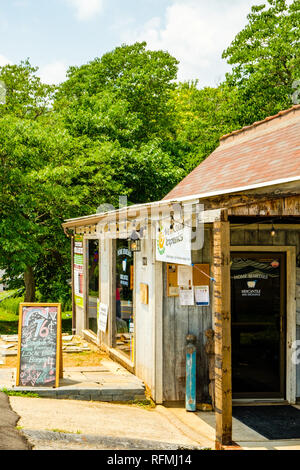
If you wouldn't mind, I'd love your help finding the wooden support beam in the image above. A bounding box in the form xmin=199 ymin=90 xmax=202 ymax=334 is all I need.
xmin=213 ymin=215 xmax=232 ymax=449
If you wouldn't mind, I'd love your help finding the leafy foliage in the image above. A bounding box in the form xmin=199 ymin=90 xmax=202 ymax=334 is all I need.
xmin=0 ymin=4 xmax=299 ymax=303
xmin=223 ymin=0 xmax=300 ymax=123
xmin=56 ymin=42 xmax=179 ymax=142
xmin=0 ymin=59 xmax=55 ymax=120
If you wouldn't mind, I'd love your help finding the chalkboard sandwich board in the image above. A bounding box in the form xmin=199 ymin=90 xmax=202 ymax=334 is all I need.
xmin=16 ymin=303 xmax=62 ymax=388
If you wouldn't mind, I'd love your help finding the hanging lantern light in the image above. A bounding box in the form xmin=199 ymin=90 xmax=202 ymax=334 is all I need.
xmin=128 ymin=228 xmax=141 ymax=252
xmin=270 ymin=223 xmax=276 ymax=237
xmin=170 ymin=214 xmax=174 ymax=232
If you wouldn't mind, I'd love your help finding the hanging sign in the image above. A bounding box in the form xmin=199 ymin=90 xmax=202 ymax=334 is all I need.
xmin=156 ymin=220 xmax=192 ymax=266
xmin=74 ymin=235 xmax=84 ymax=308
xmin=16 ymin=303 xmax=61 ymax=388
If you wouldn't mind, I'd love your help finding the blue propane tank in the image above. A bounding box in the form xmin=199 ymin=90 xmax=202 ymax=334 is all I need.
xmin=186 ymin=334 xmax=197 ymax=412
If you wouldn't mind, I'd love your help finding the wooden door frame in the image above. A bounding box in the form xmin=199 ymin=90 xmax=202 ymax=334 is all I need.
xmin=231 ymin=251 xmax=286 ymax=399
xmin=231 ymin=245 xmax=297 ymax=404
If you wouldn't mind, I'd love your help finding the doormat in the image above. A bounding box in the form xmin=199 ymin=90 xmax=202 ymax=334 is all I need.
xmin=233 ymin=406 xmax=300 ymax=440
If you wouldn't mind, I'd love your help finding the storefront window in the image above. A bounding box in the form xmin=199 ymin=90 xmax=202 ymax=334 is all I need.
xmin=87 ymin=240 xmax=99 ymax=334
xmin=115 ymin=239 xmax=134 ymax=360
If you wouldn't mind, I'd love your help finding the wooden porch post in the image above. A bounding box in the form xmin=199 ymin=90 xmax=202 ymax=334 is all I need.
xmin=213 ymin=212 xmax=232 ymax=449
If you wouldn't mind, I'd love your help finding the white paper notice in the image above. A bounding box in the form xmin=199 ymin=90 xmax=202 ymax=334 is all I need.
xmin=179 ymin=287 xmax=194 ymax=306
xmin=195 ymin=286 xmax=210 ymax=306
xmin=98 ymin=302 xmax=109 ymax=333
xmin=177 ymin=265 xmax=193 ymax=287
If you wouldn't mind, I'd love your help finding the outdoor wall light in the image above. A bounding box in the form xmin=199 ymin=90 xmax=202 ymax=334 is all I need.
xmin=270 ymin=223 xmax=276 ymax=237
xmin=170 ymin=214 xmax=174 ymax=232
xmin=128 ymin=229 xmax=141 ymax=252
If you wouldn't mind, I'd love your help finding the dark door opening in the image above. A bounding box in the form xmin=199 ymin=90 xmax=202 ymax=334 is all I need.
xmin=231 ymin=252 xmax=286 ymax=399
xmin=115 ymin=239 xmax=134 ymax=361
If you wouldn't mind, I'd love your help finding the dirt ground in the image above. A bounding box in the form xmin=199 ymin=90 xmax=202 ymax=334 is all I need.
xmin=0 ymin=336 xmax=109 ymax=369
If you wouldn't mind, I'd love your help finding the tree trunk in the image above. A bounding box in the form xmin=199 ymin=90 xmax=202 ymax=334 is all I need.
xmin=24 ymin=266 xmax=35 ymax=302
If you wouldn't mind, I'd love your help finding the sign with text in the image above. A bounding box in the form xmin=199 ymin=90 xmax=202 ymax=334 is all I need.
xmin=17 ymin=303 xmax=61 ymax=388
xmin=74 ymin=235 xmax=84 ymax=307
xmin=97 ymin=302 xmax=109 ymax=333
xmin=179 ymin=287 xmax=194 ymax=306
xmin=195 ymin=286 xmax=210 ymax=306
xmin=156 ymin=220 xmax=191 ymax=266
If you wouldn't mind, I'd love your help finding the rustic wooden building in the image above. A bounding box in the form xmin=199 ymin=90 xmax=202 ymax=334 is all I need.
xmin=63 ymin=105 xmax=300 ymax=447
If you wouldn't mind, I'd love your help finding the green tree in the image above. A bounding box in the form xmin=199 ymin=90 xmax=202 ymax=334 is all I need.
xmin=0 ymin=50 xmax=184 ymax=303
xmin=0 ymin=59 xmax=55 ymax=120
xmin=223 ymin=0 xmax=300 ymax=124
xmin=56 ymin=42 xmax=179 ymax=142
xmin=0 ymin=61 xmax=60 ymax=301
xmin=0 ymin=115 xmax=78 ymax=302
xmin=165 ymin=81 xmax=241 ymax=172
xmin=55 ymin=42 xmax=184 ymax=203
xmin=167 ymin=0 xmax=300 ymax=173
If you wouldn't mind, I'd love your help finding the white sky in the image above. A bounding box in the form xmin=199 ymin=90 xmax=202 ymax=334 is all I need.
xmin=0 ymin=0 xmax=272 ymax=87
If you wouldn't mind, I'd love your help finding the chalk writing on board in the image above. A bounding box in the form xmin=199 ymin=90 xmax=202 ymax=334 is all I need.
xmin=18 ymin=306 xmax=59 ymax=387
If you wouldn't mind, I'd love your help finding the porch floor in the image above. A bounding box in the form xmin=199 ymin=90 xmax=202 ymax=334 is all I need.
xmin=162 ymin=404 xmax=300 ymax=450
xmin=0 ymin=359 xmax=146 ymax=402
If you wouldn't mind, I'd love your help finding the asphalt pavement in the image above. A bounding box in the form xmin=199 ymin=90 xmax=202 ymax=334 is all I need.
xmin=0 ymin=392 xmax=31 ymax=450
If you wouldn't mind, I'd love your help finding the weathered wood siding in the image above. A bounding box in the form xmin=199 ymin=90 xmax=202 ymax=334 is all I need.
xmin=162 ymin=228 xmax=213 ymax=403
xmin=230 ymin=227 xmax=300 ymax=249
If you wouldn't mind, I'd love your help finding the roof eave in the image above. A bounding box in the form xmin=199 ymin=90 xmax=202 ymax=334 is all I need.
xmin=62 ymin=175 xmax=300 ymax=230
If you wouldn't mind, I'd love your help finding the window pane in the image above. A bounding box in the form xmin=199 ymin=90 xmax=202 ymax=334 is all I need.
xmin=88 ymin=240 xmax=99 ymax=334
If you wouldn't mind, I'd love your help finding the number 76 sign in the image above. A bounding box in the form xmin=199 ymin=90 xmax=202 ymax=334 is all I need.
xmin=16 ymin=303 xmax=62 ymax=388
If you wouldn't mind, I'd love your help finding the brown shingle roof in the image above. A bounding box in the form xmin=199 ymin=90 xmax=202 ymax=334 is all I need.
xmin=163 ymin=105 xmax=300 ymax=201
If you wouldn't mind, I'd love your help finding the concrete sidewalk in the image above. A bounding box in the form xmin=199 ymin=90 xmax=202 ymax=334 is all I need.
xmin=0 ymin=359 xmax=146 ymax=402
xmin=2 ymin=355 xmax=300 ymax=450
xmin=4 ymin=390 xmax=300 ymax=450
xmin=9 ymin=397 xmax=206 ymax=450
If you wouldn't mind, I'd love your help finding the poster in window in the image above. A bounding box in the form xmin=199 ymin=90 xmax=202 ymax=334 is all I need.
xmin=74 ymin=235 xmax=84 ymax=307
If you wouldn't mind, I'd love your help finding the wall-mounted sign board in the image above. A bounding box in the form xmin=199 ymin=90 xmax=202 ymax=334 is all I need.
xmin=193 ymin=264 xmax=210 ymax=287
xmin=156 ymin=221 xmax=192 ymax=266
xmin=16 ymin=303 xmax=62 ymax=388
xmin=167 ymin=264 xmax=210 ymax=297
